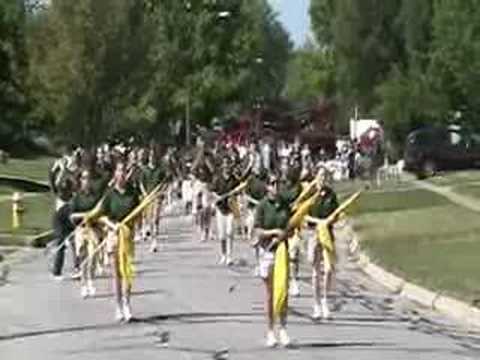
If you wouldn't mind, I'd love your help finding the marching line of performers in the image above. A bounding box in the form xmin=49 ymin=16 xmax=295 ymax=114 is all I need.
xmin=47 ymin=138 xmax=358 ymax=348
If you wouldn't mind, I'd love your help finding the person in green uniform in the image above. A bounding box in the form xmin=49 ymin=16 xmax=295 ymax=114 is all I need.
xmin=140 ymin=146 xmax=166 ymax=253
xmin=305 ymin=166 xmax=339 ymax=320
xmin=70 ymin=168 xmax=105 ymax=298
xmin=211 ymin=159 xmax=237 ymax=266
xmin=253 ymin=174 xmax=292 ymax=348
xmin=101 ymin=160 xmax=140 ymax=322
xmin=245 ymin=167 xmax=266 ymax=276
xmin=278 ymin=164 xmax=303 ymax=298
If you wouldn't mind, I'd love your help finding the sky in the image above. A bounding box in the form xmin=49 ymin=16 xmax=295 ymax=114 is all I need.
xmin=268 ymin=0 xmax=311 ymax=47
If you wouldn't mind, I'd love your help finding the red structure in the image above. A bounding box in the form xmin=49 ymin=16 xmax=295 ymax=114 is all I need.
xmin=217 ymin=98 xmax=337 ymax=153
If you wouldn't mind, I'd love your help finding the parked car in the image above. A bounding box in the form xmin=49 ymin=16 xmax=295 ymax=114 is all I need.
xmin=404 ymin=126 xmax=480 ymax=178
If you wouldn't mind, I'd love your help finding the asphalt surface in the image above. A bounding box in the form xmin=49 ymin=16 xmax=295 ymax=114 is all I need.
xmin=1 ymin=204 xmax=480 ymax=360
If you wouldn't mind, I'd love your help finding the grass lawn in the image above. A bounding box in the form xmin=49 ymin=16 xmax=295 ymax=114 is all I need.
xmin=355 ymin=189 xmax=480 ymax=303
xmin=0 ymin=156 xmax=54 ymax=182
xmin=0 ymin=185 xmax=22 ymax=196
xmin=452 ymin=184 xmax=480 ymax=200
xmin=335 ymin=178 xmax=417 ymax=199
xmin=0 ymin=193 xmax=54 ymax=246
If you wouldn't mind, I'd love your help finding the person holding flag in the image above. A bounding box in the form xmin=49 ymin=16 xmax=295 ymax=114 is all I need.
xmin=70 ymin=167 xmax=105 ymax=298
xmin=100 ymin=160 xmax=140 ymax=322
xmin=253 ymin=174 xmax=291 ymax=348
xmin=305 ymin=166 xmax=339 ymax=320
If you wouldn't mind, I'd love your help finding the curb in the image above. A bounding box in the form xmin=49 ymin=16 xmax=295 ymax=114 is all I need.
xmin=358 ymin=252 xmax=480 ymax=329
xmin=27 ymin=230 xmax=54 ymax=248
xmin=0 ymin=175 xmax=50 ymax=193
xmin=0 ymin=231 xmax=53 ymax=284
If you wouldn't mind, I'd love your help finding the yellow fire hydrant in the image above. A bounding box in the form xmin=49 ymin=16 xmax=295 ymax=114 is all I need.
xmin=12 ymin=192 xmax=24 ymax=230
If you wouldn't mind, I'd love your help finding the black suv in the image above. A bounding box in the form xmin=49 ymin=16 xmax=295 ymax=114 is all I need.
xmin=404 ymin=126 xmax=480 ymax=178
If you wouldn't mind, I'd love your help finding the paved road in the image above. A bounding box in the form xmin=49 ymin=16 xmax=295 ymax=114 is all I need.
xmin=1 ymin=206 xmax=479 ymax=360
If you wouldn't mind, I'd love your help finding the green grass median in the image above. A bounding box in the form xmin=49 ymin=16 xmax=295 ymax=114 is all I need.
xmin=453 ymin=184 xmax=480 ymax=200
xmin=0 ymin=193 xmax=54 ymax=246
xmin=0 ymin=156 xmax=53 ymax=182
xmin=355 ymin=188 xmax=480 ymax=303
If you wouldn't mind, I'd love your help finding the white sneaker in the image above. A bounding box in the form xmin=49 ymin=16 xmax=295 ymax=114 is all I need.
xmin=71 ymin=270 xmax=81 ymax=280
xmin=289 ymin=280 xmax=300 ymax=297
xmin=81 ymin=286 xmax=89 ymax=299
xmin=312 ymin=303 xmax=322 ymax=320
xmin=266 ymin=331 xmax=277 ymax=348
xmin=321 ymin=299 xmax=331 ymax=319
xmin=253 ymin=266 xmax=260 ymax=278
xmin=218 ymin=255 xmax=226 ymax=265
xmin=123 ymin=301 xmax=133 ymax=322
xmin=226 ymin=256 xmax=234 ymax=266
xmin=52 ymin=275 xmax=64 ymax=282
xmin=115 ymin=307 xmax=124 ymax=322
xmin=278 ymin=327 xmax=291 ymax=347
xmin=97 ymin=266 xmax=105 ymax=277
xmin=87 ymin=281 xmax=96 ymax=297
xmin=150 ymin=240 xmax=158 ymax=253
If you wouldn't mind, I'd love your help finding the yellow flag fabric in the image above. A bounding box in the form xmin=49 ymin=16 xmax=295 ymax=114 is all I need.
xmin=316 ymin=221 xmax=335 ymax=272
xmin=291 ymin=179 xmax=316 ymax=211
xmin=118 ymin=224 xmax=135 ymax=287
xmin=326 ymin=191 xmax=362 ymax=225
xmin=273 ymin=241 xmax=289 ymax=320
xmin=288 ymin=191 xmax=320 ymax=229
xmin=314 ymin=191 xmax=362 ymax=273
xmin=115 ymin=182 xmax=167 ymax=286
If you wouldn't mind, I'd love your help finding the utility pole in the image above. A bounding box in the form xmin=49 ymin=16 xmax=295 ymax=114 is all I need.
xmin=185 ymin=90 xmax=191 ymax=146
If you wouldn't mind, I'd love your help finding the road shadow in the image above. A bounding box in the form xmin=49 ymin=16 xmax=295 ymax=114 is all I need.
xmin=92 ymin=288 xmax=167 ymax=300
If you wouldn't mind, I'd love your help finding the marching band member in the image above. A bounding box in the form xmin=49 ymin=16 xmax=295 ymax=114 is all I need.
xmin=253 ymin=174 xmax=291 ymax=347
xmin=100 ymin=160 xmax=140 ymax=322
xmin=70 ymin=167 xmax=104 ymax=298
xmin=211 ymin=158 xmax=237 ymax=266
xmin=305 ymin=167 xmax=339 ymax=320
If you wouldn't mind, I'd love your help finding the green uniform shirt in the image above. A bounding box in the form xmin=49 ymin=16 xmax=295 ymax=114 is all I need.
xmin=246 ymin=176 xmax=266 ymax=207
xmin=278 ymin=182 xmax=302 ymax=210
xmin=91 ymin=171 xmax=110 ymax=197
xmin=309 ymin=186 xmax=339 ymax=219
xmin=211 ymin=176 xmax=237 ymax=214
xmin=141 ymin=166 xmax=165 ymax=193
xmin=254 ymin=197 xmax=290 ymax=230
xmin=102 ymin=186 xmax=140 ymax=222
xmin=71 ymin=190 xmax=101 ymax=213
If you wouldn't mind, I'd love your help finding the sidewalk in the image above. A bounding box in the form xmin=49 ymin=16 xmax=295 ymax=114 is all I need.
xmin=0 ymin=205 xmax=478 ymax=359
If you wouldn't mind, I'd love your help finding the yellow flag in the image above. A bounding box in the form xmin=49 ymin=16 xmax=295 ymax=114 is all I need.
xmin=114 ymin=182 xmax=167 ymax=286
xmin=288 ymin=191 xmax=320 ymax=229
xmin=316 ymin=221 xmax=336 ymax=272
xmin=118 ymin=224 xmax=135 ymax=288
xmin=273 ymin=241 xmax=289 ymax=320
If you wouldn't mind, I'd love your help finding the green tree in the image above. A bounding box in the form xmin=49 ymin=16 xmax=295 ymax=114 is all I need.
xmin=285 ymin=42 xmax=335 ymax=102
xmin=27 ymin=0 xmax=157 ymax=145
xmin=428 ymin=0 xmax=480 ymax=128
xmin=0 ymin=0 xmax=27 ymax=149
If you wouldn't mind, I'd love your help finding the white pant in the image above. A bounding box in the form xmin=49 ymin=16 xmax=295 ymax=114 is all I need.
xmin=216 ymin=210 xmax=233 ymax=256
xmin=258 ymin=248 xmax=275 ymax=279
xmin=246 ymin=207 xmax=256 ymax=240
